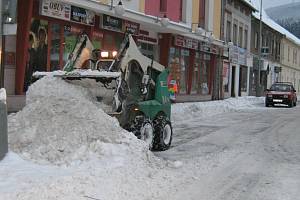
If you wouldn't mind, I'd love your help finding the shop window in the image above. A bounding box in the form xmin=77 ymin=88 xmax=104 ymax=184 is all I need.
xmin=191 ymin=52 xmax=210 ymax=95
xmin=63 ymin=25 xmax=82 ymax=66
xmin=29 ymin=19 xmax=48 ymax=72
xmin=50 ymin=24 xmax=61 ymax=71
xmin=240 ymin=66 xmax=247 ymax=92
xmin=223 ymin=62 xmax=230 ymax=93
xmin=24 ymin=19 xmax=49 ymax=91
xmin=168 ymin=47 xmax=190 ymax=95
xmin=140 ymin=42 xmax=155 ymax=59
xmin=2 ymin=0 xmax=17 ymax=24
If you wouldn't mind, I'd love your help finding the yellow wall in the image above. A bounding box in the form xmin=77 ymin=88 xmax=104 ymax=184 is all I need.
xmin=139 ymin=0 xmax=145 ymax=13
xmin=192 ymin=0 xmax=200 ymax=31
xmin=213 ymin=0 xmax=221 ymax=40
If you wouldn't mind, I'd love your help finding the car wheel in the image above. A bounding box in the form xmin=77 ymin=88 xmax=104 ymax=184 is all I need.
xmin=288 ymin=100 xmax=293 ymax=108
xmin=294 ymin=101 xmax=297 ymax=107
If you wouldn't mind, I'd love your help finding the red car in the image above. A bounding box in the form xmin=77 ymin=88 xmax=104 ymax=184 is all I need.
xmin=265 ymin=82 xmax=297 ymax=107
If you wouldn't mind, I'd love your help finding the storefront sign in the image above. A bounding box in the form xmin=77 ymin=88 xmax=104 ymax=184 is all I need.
xmin=123 ymin=20 xmax=140 ymax=35
xmin=229 ymin=45 xmax=239 ymax=64
xmin=199 ymin=41 xmax=211 ymax=53
xmin=174 ymin=35 xmax=198 ymax=50
xmin=71 ymin=6 xmax=95 ymax=26
xmin=102 ymin=14 xmax=123 ymax=32
xmin=137 ymin=35 xmax=158 ymax=44
xmin=238 ymin=47 xmax=247 ymax=66
xmin=93 ymin=31 xmax=104 ymax=39
xmin=40 ymin=0 xmax=71 ymax=21
xmin=64 ymin=25 xmax=82 ymax=34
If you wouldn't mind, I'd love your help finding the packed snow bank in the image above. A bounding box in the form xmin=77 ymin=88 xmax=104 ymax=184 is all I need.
xmin=172 ymin=96 xmax=265 ymax=121
xmin=0 ymin=88 xmax=6 ymax=104
xmin=33 ymin=69 xmax=121 ymax=78
xmin=8 ymin=77 xmax=147 ymax=165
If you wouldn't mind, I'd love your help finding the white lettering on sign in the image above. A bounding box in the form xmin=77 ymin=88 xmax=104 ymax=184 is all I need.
xmin=49 ymin=2 xmax=63 ymax=11
xmin=41 ymin=0 xmax=71 ymax=21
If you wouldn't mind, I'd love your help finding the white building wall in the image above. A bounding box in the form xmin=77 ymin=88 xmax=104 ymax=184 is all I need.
xmin=181 ymin=0 xmax=192 ymax=26
xmin=205 ymin=0 xmax=214 ymax=32
xmin=121 ymin=0 xmax=140 ymax=12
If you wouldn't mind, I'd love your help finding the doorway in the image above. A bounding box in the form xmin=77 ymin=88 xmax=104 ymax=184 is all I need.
xmin=231 ymin=66 xmax=236 ymax=97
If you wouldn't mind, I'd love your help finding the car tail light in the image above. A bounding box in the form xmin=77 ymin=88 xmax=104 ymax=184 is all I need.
xmin=284 ymin=94 xmax=288 ymax=98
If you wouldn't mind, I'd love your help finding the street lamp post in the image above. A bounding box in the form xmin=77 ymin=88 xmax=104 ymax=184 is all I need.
xmin=257 ymin=0 xmax=263 ymax=96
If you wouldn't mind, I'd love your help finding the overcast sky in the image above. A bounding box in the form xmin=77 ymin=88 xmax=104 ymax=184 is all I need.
xmin=262 ymin=0 xmax=300 ymax=9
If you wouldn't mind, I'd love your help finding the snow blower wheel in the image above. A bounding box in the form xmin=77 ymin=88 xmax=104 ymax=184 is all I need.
xmin=140 ymin=120 xmax=155 ymax=150
xmin=153 ymin=116 xmax=173 ymax=151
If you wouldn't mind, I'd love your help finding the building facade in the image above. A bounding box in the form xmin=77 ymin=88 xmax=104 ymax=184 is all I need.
xmin=280 ymin=37 xmax=300 ymax=92
xmin=251 ymin=15 xmax=283 ymax=96
xmin=224 ymin=0 xmax=255 ymax=97
xmin=146 ymin=0 xmax=226 ymax=102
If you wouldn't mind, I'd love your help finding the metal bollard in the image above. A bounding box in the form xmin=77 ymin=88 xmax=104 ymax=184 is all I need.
xmin=0 ymin=88 xmax=8 ymax=160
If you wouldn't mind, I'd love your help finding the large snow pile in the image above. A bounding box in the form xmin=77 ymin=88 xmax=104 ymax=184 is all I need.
xmin=172 ymin=96 xmax=265 ymax=121
xmin=0 ymin=88 xmax=6 ymax=103
xmin=8 ymin=77 xmax=147 ymax=165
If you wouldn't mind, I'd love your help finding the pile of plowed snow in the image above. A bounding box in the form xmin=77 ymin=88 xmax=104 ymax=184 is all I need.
xmin=8 ymin=77 xmax=147 ymax=165
xmin=172 ymin=96 xmax=265 ymax=121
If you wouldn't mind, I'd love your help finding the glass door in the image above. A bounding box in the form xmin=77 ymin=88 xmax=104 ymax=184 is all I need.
xmin=50 ymin=23 xmax=61 ymax=71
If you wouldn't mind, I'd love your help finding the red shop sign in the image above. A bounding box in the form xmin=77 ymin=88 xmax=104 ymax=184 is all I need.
xmin=93 ymin=31 xmax=104 ymax=39
xmin=123 ymin=20 xmax=140 ymax=35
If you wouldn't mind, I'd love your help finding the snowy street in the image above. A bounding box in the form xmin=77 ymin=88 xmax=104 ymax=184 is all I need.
xmin=1 ymin=78 xmax=300 ymax=200
xmin=158 ymin=102 xmax=300 ymax=200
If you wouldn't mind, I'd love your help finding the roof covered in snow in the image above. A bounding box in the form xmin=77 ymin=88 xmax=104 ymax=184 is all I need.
xmin=0 ymin=88 xmax=6 ymax=104
xmin=251 ymin=0 xmax=300 ymax=46
xmin=241 ymin=0 xmax=258 ymax=11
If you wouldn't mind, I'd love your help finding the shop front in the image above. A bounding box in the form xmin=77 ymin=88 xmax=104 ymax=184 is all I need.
xmin=229 ymin=45 xmax=251 ymax=97
xmin=15 ymin=0 xmax=142 ymax=94
xmin=159 ymin=34 xmax=219 ymax=102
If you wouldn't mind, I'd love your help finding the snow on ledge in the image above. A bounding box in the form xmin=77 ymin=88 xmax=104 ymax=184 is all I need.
xmin=0 ymin=88 xmax=6 ymax=104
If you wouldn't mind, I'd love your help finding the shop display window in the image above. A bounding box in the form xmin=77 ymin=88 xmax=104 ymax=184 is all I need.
xmin=168 ymin=47 xmax=190 ymax=95
xmin=2 ymin=0 xmax=17 ymax=24
xmin=50 ymin=24 xmax=61 ymax=71
xmin=240 ymin=66 xmax=248 ymax=92
xmin=192 ymin=52 xmax=210 ymax=95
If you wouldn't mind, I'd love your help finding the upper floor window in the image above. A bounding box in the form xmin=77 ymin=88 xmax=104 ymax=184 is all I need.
xmin=244 ymin=29 xmax=248 ymax=49
xmin=179 ymin=0 xmax=183 ymax=21
xmin=254 ymin=32 xmax=258 ymax=49
xmin=288 ymin=46 xmax=290 ymax=62
xmin=226 ymin=21 xmax=232 ymax=42
xmin=238 ymin=26 xmax=243 ymax=47
xmin=198 ymin=0 xmax=206 ymax=28
xmin=233 ymin=24 xmax=238 ymax=46
xmin=160 ymin=0 xmax=167 ymax=12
